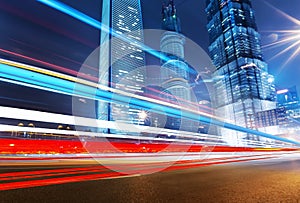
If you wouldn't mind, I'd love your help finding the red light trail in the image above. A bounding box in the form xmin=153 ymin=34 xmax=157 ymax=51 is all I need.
xmin=0 ymin=151 xmax=296 ymax=191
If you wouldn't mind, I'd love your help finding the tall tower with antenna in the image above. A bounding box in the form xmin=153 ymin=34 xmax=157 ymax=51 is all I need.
xmin=160 ymin=0 xmax=196 ymax=132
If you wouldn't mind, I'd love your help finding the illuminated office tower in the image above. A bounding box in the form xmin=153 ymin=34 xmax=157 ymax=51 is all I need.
xmin=160 ymin=0 xmax=195 ymax=132
xmin=277 ymin=86 xmax=300 ymax=123
xmin=98 ymin=0 xmax=146 ymax=133
xmin=206 ymin=0 xmax=276 ymax=145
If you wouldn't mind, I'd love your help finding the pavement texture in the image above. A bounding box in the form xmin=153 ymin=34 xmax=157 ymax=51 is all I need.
xmin=1 ymin=160 xmax=300 ymax=203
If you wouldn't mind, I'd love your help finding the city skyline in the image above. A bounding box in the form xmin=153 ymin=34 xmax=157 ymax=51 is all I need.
xmin=1 ymin=1 xmax=300 ymax=200
xmin=0 ymin=0 xmax=300 ymax=111
xmin=206 ymin=0 xmax=276 ymax=145
xmin=0 ymin=0 xmax=300 ymax=88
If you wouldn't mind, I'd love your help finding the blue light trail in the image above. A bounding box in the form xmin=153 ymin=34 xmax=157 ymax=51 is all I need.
xmin=36 ymin=0 xmax=197 ymax=75
xmin=0 ymin=60 xmax=300 ymax=146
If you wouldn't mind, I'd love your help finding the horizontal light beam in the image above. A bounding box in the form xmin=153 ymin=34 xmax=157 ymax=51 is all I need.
xmin=0 ymin=60 xmax=300 ymax=146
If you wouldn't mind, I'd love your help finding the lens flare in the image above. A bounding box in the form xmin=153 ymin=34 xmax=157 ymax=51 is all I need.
xmin=262 ymin=1 xmax=300 ymax=73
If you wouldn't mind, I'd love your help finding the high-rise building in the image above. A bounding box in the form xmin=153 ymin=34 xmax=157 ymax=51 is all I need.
xmin=161 ymin=0 xmax=189 ymax=83
xmin=98 ymin=0 xmax=146 ymax=133
xmin=205 ymin=0 xmax=276 ymax=146
xmin=160 ymin=0 xmax=196 ymax=132
xmin=277 ymin=86 xmax=299 ymax=109
xmin=277 ymin=86 xmax=300 ymax=123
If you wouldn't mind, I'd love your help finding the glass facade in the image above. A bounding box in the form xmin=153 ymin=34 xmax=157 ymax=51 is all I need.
xmin=98 ymin=0 xmax=146 ymax=133
xmin=277 ymin=86 xmax=300 ymax=122
xmin=206 ymin=0 xmax=276 ymax=146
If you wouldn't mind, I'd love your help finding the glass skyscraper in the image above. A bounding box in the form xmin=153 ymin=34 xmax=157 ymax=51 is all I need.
xmin=277 ymin=86 xmax=300 ymax=122
xmin=98 ymin=0 xmax=146 ymax=133
xmin=206 ymin=0 xmax=276 ymax=146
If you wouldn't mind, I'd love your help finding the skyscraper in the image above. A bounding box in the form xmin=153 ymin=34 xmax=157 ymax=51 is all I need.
xmin=277 ymin=86 xmax=299 ymax=109
xmin=277 ymin=86 xmax=300 ymax=123
xmin=160 ymin=0 xmax=195 ymax=132
xmin=161 ymin=0 xmax=189 ymax=85
xmin=206 ymin=0 xmax=276 ymax=146
xmin=98 ymin=0 xmax=146 ymax=133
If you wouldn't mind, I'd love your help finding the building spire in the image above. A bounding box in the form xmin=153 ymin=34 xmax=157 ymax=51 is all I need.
xmin=162 ymin=0 xmax=181 ymax=33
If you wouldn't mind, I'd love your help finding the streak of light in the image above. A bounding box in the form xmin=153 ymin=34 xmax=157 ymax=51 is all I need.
xmin=0 ymin=106 xmax=292 ymax=148
xmin=37 ymin=0 xmax=198 ymax=75
xmin=0 ymin=166 xmax=107 ymax=181
xmin=0 ymin=136 xmax=296 ymax=155
xmin=263 ymin=1 xmax=300 ymax=26
xmin=277 ymin=89 xmax=289 ymax=94
xmin=262 ymin=34 xmax=300 ymax=49
xmin=0 ymin=59 xmax=300 ymax=146
xmin=0 ymin=152 xmax=296 ymax=191
xmin=240 ymin=63 xmax=258 ymax=69
xmin=262 ymin=1 xmax=300 ymax=69
xmin=0 ymin=57 xmax=212 ymax=113
xmin=0 ymin=122 xmax=289 ymax=149
xmin=282 ymin=46 xmax=300 ymax=67
xmin=0 ymin=48 xmax=98 ymax=82
xmin=0 ymin=123 xmax=222 ymax=145
xmin=268 ymin=40 xmax=300 ymax=61
xmin=0 ymin=171 xmax=126 ymax=191
xmin=0 ymin=166 xmax=103 ymax=178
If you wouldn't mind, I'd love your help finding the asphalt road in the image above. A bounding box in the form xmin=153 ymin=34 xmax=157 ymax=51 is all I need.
xmin=1 ymin=158 xmax=300 ymax=203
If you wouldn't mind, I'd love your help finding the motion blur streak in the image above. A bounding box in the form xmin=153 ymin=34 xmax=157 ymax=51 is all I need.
xmin=0 ymin=48 xmax=98 ymax=82
xmin=0 ymin=58 xmax=212 ymax=114
xmin=0 ymin=166 xmax=106 ymax=180
xmin=0 ymin=137 xmax=297 ymax=155
xmin=0 ymin=172 xmax=126 ymax=191
xmin=37 ymin=0 xmax=197 ymax=75
xmin=0 ymin=59 xmax=299 ymax=146
xmin=1 ymin=151 xmax=298 ymax=191
xmin=0 ymin=109 xmax=294 ymax=148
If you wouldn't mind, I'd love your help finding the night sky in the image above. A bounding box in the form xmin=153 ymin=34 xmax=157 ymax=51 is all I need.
xmin=0 ymin=0 xmax=300 ymax=114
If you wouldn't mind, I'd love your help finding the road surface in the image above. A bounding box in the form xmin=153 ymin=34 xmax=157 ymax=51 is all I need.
xmin=1 ymin=155 xmax=300 ymax=202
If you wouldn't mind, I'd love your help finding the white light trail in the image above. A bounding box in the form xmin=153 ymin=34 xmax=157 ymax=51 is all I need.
xmin=0 ymin=106 xmax=291 ymax=148
xmin=1 ymin=58 xmax=299 ymax=146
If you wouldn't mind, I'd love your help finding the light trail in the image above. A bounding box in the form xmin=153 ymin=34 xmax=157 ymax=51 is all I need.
xmin=0 ymin=122 xmax=287 ymax=148
xmin=0 ymin=59 xmax=299 ymax=146
xmin=0 ymin=151 xmax=298 ymax=191
xmin=36 ymin=0 xmax=197 ymax=75
xmin=0 ymin=123 xmax=222 ymax=146
xmin=0 ymin=57 xmax=211 ymax=113
xmin=0 ymin=136 xmax=289 ymax=154
xmin=0 ymin=58 xmax=222 ymax=122
xmin=0 ymin=48 xmax=98 ymax=82
xmin=33 ymin=0 xmax=300 ymax=146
